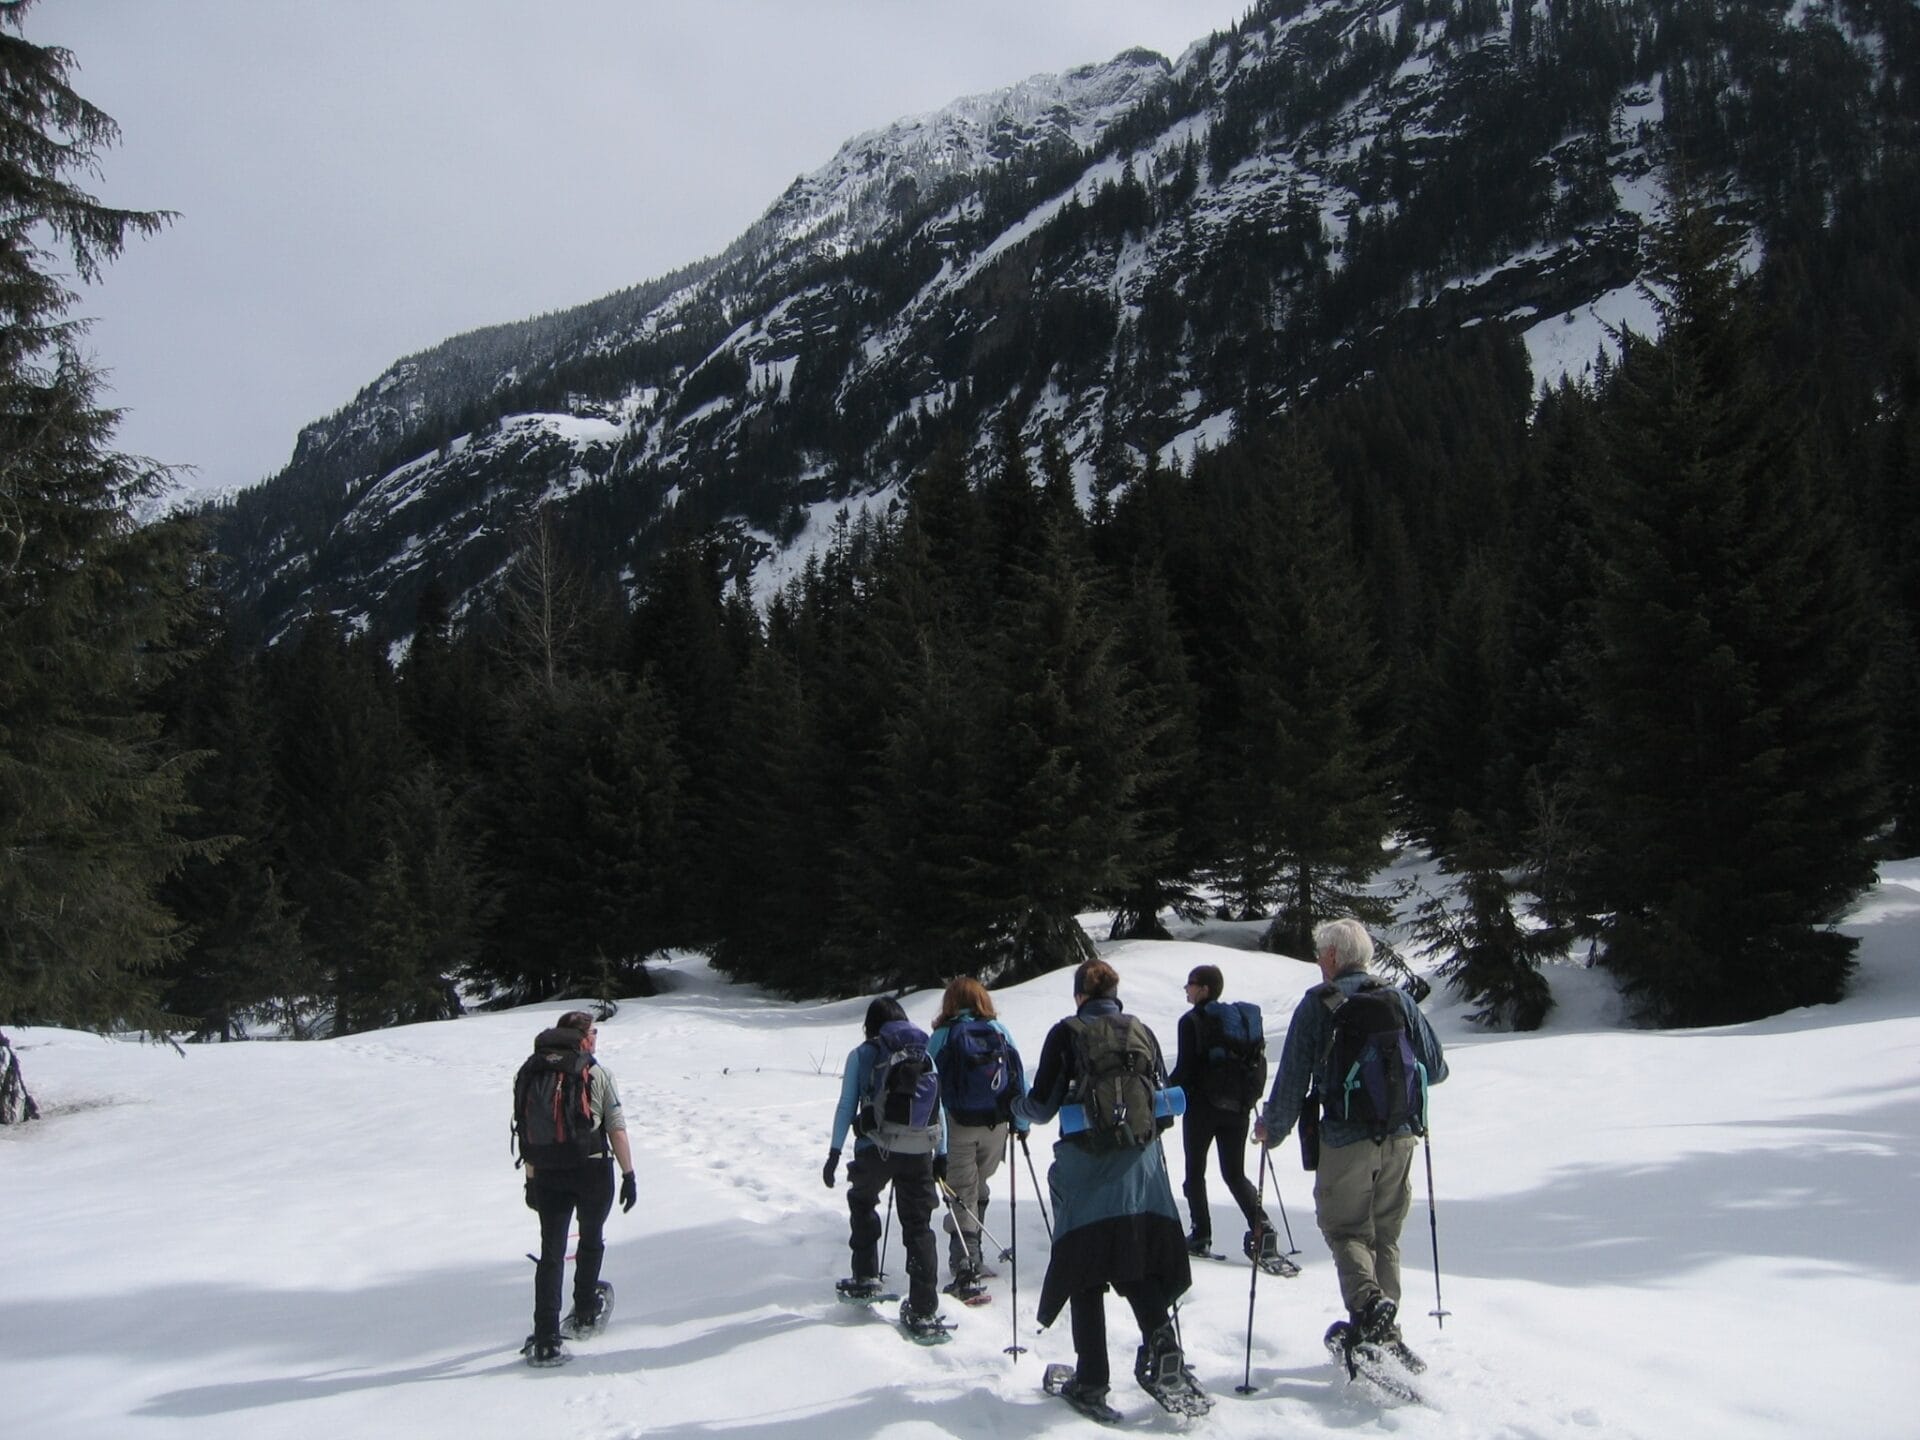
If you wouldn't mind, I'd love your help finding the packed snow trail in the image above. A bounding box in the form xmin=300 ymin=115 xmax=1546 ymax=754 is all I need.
xmin=5 ymin=862 xmax=1920 ymax=1438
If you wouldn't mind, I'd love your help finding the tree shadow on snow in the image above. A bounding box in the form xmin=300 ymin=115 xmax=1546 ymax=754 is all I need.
xmin=1435 ymin=1089 xmax=1920 ymax=1287
xmin=102 ymin=1215 xmax=881 ymax=1420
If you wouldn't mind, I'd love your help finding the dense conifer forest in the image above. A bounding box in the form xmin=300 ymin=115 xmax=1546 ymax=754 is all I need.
xmin=5 ymin=0 xmax=1917 ymax=1041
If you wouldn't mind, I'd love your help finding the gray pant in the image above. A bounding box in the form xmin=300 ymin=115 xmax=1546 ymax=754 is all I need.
xmin=941 ymin=1119 xmax=1006 ymax=1276
xmin=1313 ymin=1133 xmax=1417 ymax=1316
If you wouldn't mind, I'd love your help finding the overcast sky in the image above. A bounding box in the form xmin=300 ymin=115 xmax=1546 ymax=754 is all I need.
xmin=29 ymin=2 xmax=1251 ymax=498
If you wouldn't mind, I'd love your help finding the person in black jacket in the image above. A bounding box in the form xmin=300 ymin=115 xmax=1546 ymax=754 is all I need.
xmin=520 ymin=1010 xmax=637 ymax=1366
xmin=1168 ymin=964 xmax=1281 ymax=1268
xmin=1012 ymin=959 xmax=1199 ymax=1414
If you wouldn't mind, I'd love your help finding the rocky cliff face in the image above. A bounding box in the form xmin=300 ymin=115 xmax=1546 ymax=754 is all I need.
xmin=208 ymin=0 xmax=1916 ymax=645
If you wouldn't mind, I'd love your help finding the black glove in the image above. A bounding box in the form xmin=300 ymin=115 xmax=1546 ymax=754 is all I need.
xmin=822 ymin=1148 xmax=841 ymax=1189
xmin=619 ymin=1170 xmax=637 ymax=1213
xmin=933 ymin=1154 xmax=949 ymax=1186
xmin=524 ymin=1176 xmax=539 ymax=1211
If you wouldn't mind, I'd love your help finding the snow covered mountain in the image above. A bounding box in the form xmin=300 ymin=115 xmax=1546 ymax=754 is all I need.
xmin=206 ymin=0 xmax=1918 ymax=643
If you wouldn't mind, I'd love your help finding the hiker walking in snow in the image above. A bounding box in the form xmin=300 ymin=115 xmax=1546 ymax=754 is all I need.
xmin=1013 ymin=959 xmax=1207 ymax=1419
xmin=823 ymin=997 xmax=947 ymax=1337
xmin=1168 ymin=964 xmax=1287 ymax=1272
xmin=514 ymin=1010 xmax=637 ymax=1367
xmin=926 ymin=976 xmax=1028 ymax=1301
xmin=1256 ymin=918 xmax=1447 ymax=1365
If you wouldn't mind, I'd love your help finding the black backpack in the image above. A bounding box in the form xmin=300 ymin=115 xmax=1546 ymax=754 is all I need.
xmin=1318 ymin=981 xmax=1426 ymax=1139
xmin=1195 ymin=1000 xmax=1268 ymax=1111
xmin=512 ymin=1027 xmax=604 ymax=1168
xmin=1065 ymin=1013 xmax=1162 ymax=1151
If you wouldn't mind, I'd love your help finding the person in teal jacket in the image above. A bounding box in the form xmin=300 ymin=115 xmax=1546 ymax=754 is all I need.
xmin=925 ymin=976 xmax=1028 ymax=1298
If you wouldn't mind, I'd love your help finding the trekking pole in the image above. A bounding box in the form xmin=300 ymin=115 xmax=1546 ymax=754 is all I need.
xmin=937 ymin=1175 xmax=1011 ymax=1261
xmin=1003 ymin=1129 xmax=1026 ymax=1360
xmin=879 ymin=1179 xmax=894 ymax=1279
xmin=1017 ymin=1130 xmax=1054 ymax=1242
xmin=1273 ymin=1183 xmax=1300 ymax=1256
xmin=1424 ymin=1132 xmax=1450 ymax=1328
xmin=1236 ymin=1147 xmax=1273 ymax=1394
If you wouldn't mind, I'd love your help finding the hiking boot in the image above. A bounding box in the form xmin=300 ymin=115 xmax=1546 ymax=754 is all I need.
xmin=1060 ymin=1374 xmax=1113 ymax=1408
xmin=1358 ymin=1295 xmax=1401 ymax=1344
xmin=942 ymin=1271 xmax=987 ymax=1303
xmin=1185 ymin=1230 xmax=1213 ymax=1256
xmin=562 ymin=1280 xmax=613 ymax=1338
xmin=1134 ymin=1320 xmax=1186 ymax=1392
xmin=1135 ymin=1321 xmax=1210 ymax=1415
xmin=899 ymin=1300 xmax=950 ymax=1342
xmin=1244 ymin=1225 xmax=1301 ymax=1276
xmin=521 ymin=1333 xmax=569 ymax=1368
xmin=836 ymin=1276 xmax=885 ymax=1302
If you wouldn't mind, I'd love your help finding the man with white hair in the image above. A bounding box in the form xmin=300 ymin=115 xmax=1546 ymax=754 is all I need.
xmin=1255 ymin=917 xmax=1447 ymax=1368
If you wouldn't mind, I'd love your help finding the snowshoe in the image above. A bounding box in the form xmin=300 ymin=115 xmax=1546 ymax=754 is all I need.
xmin=1244 ymin=1226 xmax=1301 ymax=1277
xmin=1386 ymin=1336 xmax=1428 ymax=1374
xmin=899 ymin=1301 xmax=957 ymax=1345
xmin=1326 ymin=1319 xmax=1423 ymax=1404
xmin=1134 ymin=1322 xmax=1213 ymax=1417
xmin=561 ymin=1280 xmax=614 ymax=1339
xmin=1185 ymin=1231 xmax=1219 ymax=1258
xmin=942 ymin=1274 xmax=992 ymax=1306
xmin=1043 ymin=1362 xmax=1124 ymax=1424
xmin=520 ymin=1333 xmax=571 ymax=1368
xmin=835 ymin=1277 xmax=898 ymax=1306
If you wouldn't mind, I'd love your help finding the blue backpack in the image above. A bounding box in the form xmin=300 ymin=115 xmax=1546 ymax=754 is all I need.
xmin=858 ymin=1020 xmax=941 ymax=1154
xmin=1196 ymin=1000 xmax=1267 ymax=1111
xmin=937 ymin=1017 xmax=1021 ymax=1126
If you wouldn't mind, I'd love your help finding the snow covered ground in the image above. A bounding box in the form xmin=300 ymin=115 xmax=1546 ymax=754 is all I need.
xmin=6 ymin=861 xmax=1918 ymax=1439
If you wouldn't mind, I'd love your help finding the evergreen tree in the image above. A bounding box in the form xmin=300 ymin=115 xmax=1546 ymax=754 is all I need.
xmin=1195 ymin=431 xmax=1398 ymax=959
xmin=1408 ymin=820 xmax=1560 ymax=1030
xmin=0 ymin=7 xmax=202 ymax=1028
xmin=973 ymin=501 xmax=1162 ymax=981
xmin=476 ymin=672 xmax=683 ymax=1003
xmin=359 ymin=763 xmax=491 ymax=1027
xmin=158 ymin=615 xmax=310 ymax=1038
xmin=268 ymin=615 xmax=409 ymax=1035
xmin=1568 ymin=189 xmax=1886 ymax=1025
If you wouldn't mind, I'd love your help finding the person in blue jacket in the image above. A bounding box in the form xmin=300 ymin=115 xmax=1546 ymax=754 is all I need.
xmin=925 ymin=975 xmax=1028 ymax=1299
xmin=1013 ymin=959 xmax=1194 ymax=1412
xmin=823 ymin=997 xmax=944 ymax=1328
xmin=1256 ymin=917 xmax=1448 ymax=1357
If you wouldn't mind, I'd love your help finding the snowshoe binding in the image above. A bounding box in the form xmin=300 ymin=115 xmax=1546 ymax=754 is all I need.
xmin=835 ymin=1276 xmax=898 ymax=1306
xmin=899 ymin=1301 xmax=956 ymax=1345
xmin=1134 ymin=1321 xmax=1212 ymax=1417
xmin=561 ymin=1280 xmax=614 ymax=1339
xmin=520 ymin=1333 xmax=571 ymax=1368
xmin=942 ymin=1273 xmax=991 ymax=1306
xmin=1043 ymin=1362 xmax=1124 ymax=1423
xmin=1244 ymin=1226 xmax=1301 ymax=1277
xmin=1326 ymin=1318 xmax=1423 ymax=1404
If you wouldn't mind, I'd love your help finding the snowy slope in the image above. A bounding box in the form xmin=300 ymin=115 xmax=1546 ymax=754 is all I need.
xmin=5 ymin=861 xmax=1918 ymax=1439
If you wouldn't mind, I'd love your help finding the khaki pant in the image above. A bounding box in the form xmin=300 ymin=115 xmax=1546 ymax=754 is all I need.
xmin=941 ymin=1119 xmax=1007 ymax=1277
xmin=1313 ymin=1133 xmax=1417 ymax=1316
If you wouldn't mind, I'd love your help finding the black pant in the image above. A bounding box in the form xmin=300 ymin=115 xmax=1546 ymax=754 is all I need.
xmin=1068 ymin=1279 xmax=1173 ymax=1390
xmin=1181 ymin=1104 xmax=1267 ymax=1242
xmin=531 ymin=1161 xmax=614 ymax=1341
xmin=846 ymin=1146 xmax=939 ymax=1315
